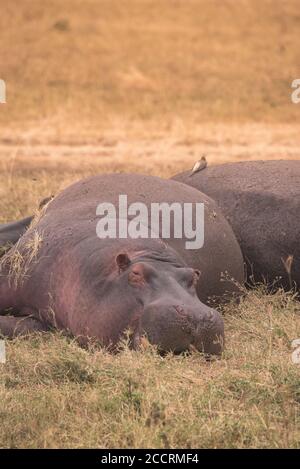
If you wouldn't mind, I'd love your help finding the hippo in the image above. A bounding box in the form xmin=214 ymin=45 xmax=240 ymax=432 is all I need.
xmin=172 ymin=160 xmax=300 ymax=290
xmin=0 ymin=216 xmax=33 ymax=253
xmin=0 ymin=174 xmax=244 ymax=354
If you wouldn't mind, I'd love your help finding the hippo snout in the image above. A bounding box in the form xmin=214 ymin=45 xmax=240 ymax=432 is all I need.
xmin=141 ymin=300 xmax=224 ymax=356
xmin=174 ymin=304 xmax=224 ymax=355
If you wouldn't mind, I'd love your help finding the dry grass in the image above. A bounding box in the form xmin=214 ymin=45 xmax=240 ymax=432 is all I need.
xmin=0 ymin=0 xmax=300 ymax=134
xmin=1 ymin=230 xmax=43 ymax=288
xmin=0 ymin=289 xmax=299 ymax=449
xmin=0 ymin=0 xmax=300 ymax=449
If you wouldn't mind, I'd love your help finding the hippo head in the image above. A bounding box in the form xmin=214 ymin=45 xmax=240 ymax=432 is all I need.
xmin=115 ymin=249 xmax=224 ymax=356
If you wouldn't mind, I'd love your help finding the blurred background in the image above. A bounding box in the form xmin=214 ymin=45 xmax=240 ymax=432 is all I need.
xmin=1 ymin=0 xmax=300 ymax=125
xmin=0 ymin=0 xmax=299 ymax=217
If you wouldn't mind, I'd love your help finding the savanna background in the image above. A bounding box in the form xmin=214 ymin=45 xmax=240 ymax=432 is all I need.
xmin=0 ymin=0 xmax=300 ymax=448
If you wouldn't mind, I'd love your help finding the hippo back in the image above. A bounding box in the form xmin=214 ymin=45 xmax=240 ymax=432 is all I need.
xmin=172 ymin=160 xmax=300 ymax=290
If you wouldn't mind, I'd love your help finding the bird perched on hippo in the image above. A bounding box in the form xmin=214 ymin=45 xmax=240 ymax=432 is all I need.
xmin=173 ymin=160 xmax=300 ymax=291
xmin=0 ymin=174 xmax=244 ymax=355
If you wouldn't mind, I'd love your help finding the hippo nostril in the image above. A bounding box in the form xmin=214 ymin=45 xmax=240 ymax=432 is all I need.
xmin=189 ymin=308 xmax=225 ymax=356
xmin=173 ymin=305 xmax=215 ymax=336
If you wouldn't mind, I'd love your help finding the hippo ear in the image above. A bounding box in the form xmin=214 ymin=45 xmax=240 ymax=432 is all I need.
xmin=194 ymin=269 xmax=201 ymax=283
xmin=116 ymin=253 xmax=131 ymax=272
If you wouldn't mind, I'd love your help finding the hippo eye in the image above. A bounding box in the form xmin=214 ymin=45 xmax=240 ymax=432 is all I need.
xmin=128 ymin=267 xmax=145 ymax=286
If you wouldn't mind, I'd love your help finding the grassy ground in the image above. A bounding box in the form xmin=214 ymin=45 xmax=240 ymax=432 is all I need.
xmin=0 ymin=0 xmax=300 ymax=449
xmin=0 ymin=289 xmax=299 ymax=448
xmin=0 ymin=156 xmax=299 ymax=449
